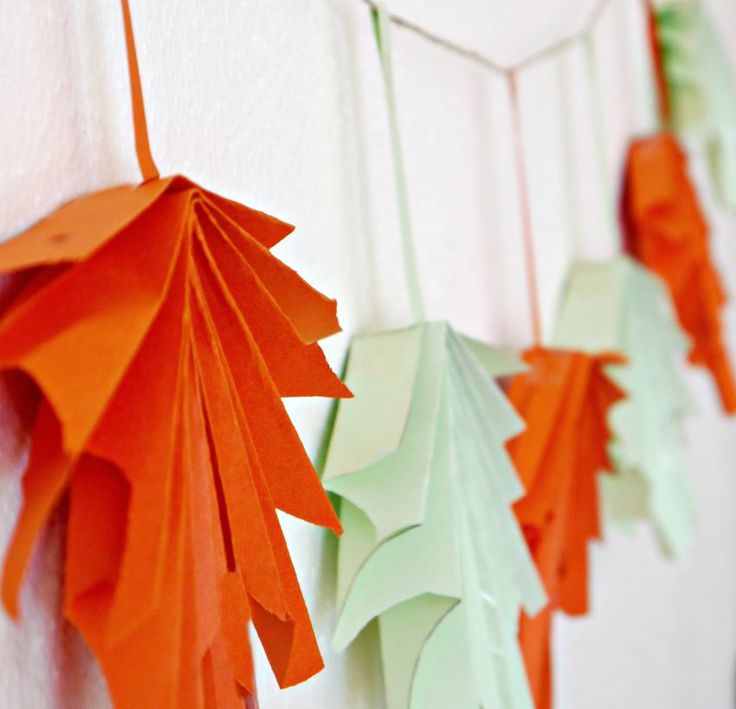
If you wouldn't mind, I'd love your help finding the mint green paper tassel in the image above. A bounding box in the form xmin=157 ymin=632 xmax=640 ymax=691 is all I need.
xmin=323 ymin=322 xmax=545 ymax=709
xmin=657 ymin=1 xmax=736 ymax=210
xmin=553 ymin=257 xmax=695 ymax=557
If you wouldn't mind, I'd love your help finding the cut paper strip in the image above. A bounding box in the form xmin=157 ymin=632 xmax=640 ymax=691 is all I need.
xmin=656 ymin=1 xmax=736 ymax=210
xmin=506 ymin=348 xmax=625 ymax=709
xmin=0 ymin=175 xmax=350 ymax=708
xmin=552 ymin=256 xmax=695 ymax=557
xmin=622 ymin=132 xmax=736 ymax=413
xmin=323 ymin=322 xmax=546 ymax=709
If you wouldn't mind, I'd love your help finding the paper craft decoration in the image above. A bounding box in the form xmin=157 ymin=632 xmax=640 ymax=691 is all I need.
xmin=0 ymin=1 xmax=349 ymax=707
xmin=622 ymin=132 xmax=736 ymax=413
xmin=320 ymin=7 xmax=545 ymax=709
xmin=506 ymin=348 xmax=625 ymax=709
xmin=552 ymin=256 xmax=694 ymax=557
xmin=323 ymin=323 xmax=546 ymax=709
xmin=656 ymin=1 xmax=736 ymax=210
xmin=559 ymin=18 xmax=695 ymax=555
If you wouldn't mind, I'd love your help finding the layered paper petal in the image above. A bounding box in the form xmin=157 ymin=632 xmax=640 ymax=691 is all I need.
xmin=656 ymin=1 xmax=736 ymax=210
xmin=506 ymin=348 xmax=625 ymax=709
xmin=323 ymin=322 xmax=545 ymax=709
xmin=553 ymin=256 xmax=695 ymax=556
xmin=622 ymin=132 xmax=736 ymax=413
xmin=0 ymin=175 xmax=350 ymax=708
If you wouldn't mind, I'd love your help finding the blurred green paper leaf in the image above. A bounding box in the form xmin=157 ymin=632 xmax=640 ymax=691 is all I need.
xmin=553 ymin=256 xmax=695 ymax=556
xmin=658 ymin=1 xmax=736 ymax=209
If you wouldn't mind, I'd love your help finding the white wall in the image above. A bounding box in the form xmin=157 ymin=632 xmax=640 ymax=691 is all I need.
xmin=0 ymin=1 xmax=735 ymax=707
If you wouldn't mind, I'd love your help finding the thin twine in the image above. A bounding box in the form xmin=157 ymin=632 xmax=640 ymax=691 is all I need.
xmin=361 ymin=0 xmax=617 ymax=339
xmin=372 ymin=4 xmax=426 ymax=324
xmin=359 ymin=0 xmax=613 ymax=76
xmin=508 ymin=72 xmax=543 ymax=347
xmin=120 ymin=0 xmax=159 ymax=181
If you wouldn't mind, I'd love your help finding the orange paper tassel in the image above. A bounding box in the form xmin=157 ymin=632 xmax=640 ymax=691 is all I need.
xmin=0 ymin=174 xmax=350 ymax=707
xmin=0 ymin=1 xmax=351 ymax=705
xmin=506 ymin=348 xmax=625 ymax=709
xmin=622 ymin=133 xmax=736 ymax=413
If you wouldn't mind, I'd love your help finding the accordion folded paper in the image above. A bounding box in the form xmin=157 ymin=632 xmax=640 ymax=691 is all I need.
xmin=506 ymin=348 xmax=625 ymax=709
xmin=0 ymin=174 xmax=350 ymax=708
xmin=622 ymin=133 xmax=736 ymax=413
xmin=552 ymin=256 xmax=694 ymax=556
xmin=323 ymin=322 xmax=545 ymax=709
xmin=0 ymin=1 xmax=353 ymax=705
xmin=656 ymin=1 xmax=736 ymax=210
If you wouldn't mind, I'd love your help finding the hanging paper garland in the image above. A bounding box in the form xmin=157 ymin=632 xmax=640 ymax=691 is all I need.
xmin=656 ymin=1 xmax=736 ymax=211
xmin=618 ymin=1 xmax=736 ymax=414
xmin=325 ymin=324 xmax=545 ymax=709
xmin=551 ymin=38 xmax=695 ymax=558
xmin=322 ymin=7 xmax=545 ymax=708
xmin=0 ymin=1 xmax=349 ymax=707
xmin=622 ymin=132 xmax=736 ymax=413
xmin=503 ymin=63 xmax=629 ymax=709
xmin=553 ymin=257 xmax=694 ymax=556
xmin=506 ymin=348 xmax=624 ymax=709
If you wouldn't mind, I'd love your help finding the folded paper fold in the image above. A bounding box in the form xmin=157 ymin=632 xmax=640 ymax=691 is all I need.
xmin=0 ymin=175 xmax=350 ymax=708
xmin=553 ymin=256 xmax=695 ymax=556
xmin=323 ymin=322 xmax=545 ymax=709
xmin=622 ymin=132 xmax=736 ymax=413
xmin=656 ymin=1 xmax=736 ymax=210
xmin=506 ymin=347 xmax=625 ymax=709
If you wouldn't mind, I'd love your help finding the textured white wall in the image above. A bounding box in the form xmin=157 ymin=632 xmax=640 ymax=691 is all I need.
xmin=0 ymin=1 xmax=735 ymax=707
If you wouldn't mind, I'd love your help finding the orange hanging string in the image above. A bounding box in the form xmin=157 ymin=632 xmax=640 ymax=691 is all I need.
xmin=642 ymin=0 xmax=671 ymax=128
xmin=120 ymin=0 xmax=160 ymax=181
xmin=508 ymin=71 xmax=542 ymax=347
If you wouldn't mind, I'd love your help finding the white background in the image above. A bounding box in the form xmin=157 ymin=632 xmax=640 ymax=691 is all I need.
xmin=1 ymin=0 xmax=735 ymax=707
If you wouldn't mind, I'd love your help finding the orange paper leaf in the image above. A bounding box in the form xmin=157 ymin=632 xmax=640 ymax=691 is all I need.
xmin=622 ymin=132 xmax=736 ymax=413
xmin=0 ymin=175 xmax=350 ymax=708
xmin=506 ymin=347 xmax=625 ymax=709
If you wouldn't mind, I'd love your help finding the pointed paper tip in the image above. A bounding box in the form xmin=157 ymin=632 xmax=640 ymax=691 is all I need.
xmin=1 ymin=572 xmax=20 ymax=621
xmin=712 ymin=354 xmax=736 ymax=415
xmin=325 ymin=502 xmax=343 ymax=536
xmin=330 ymin=615 xmax=359 ymax=655
xmin=278 ymin=655 xmax=325 ymax=689
xmin=334 ymin=380 xmax=353 ymax=399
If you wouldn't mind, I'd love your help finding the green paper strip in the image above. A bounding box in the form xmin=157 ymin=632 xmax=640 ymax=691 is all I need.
xmin=583 ymin=32 xmax=621 ymax=253
xmin=372 ymin=4 xmax=426 ymax=322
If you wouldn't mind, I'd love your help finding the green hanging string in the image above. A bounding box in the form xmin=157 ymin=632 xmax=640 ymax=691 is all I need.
xmin=507 ymin=72 xmax=543 ymax=346
xmin=583 ymin=32 xmax=622 ymax=254
xmin=371 ymin=4 xmax=426 ymax=324
xmin=555 ymin=56 xmax=585 ymax=260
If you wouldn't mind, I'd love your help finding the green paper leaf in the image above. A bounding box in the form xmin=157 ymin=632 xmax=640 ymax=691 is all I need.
xmin=552 ymin=256 xmax=695 ymax=557
xmin=323 ymin=321 xmax=544 ymax=709
xmin=658 ymin=1 xmax=736 ymax=209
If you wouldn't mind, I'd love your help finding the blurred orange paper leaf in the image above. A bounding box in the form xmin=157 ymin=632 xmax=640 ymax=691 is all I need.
xmin=506 ymin=347 xmax=625 ymax=709
xmin=622 ymin=132 xmax=736 ymax=413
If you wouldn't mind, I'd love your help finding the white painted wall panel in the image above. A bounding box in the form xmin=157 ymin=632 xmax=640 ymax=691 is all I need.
xmin=0 ymin=1 xmax=734 ymax=707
